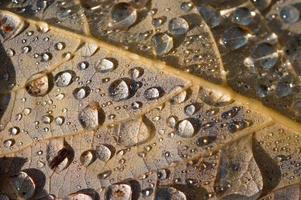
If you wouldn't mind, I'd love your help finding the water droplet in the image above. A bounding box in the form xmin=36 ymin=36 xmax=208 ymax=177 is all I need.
xmin=79 ymin=102 xmax=104 ymax=130
xmin=9 ymin=126 xmax=20 ymax=135
xmin=221 ymin=27 xmax=248 ymax=50
xmin=280 ymin=5 xmax=299 ymax=24
xmin=198 ymin=5 xmax=221 ymax=28
xmin=46 ymin=141 xmax=72 ymax=171
xmin=80 ymin=43 xmax=98 ymax=57
xmin=78 ymin=61 xmax=89 ymax=70
xmin=158 ymin=169 xmax=170 ymax=180
xmin=109 ymin=78 xmax=138 ymax=101
xmin=10 ymin=172 xmax=35 ymax=199
xmin=152 ymin=33 xmax=174 ymax=56
xmin=98 ymin=170 xmax=112 ymax=180
xmin=168 ymin=17 xmax=189 ymax=35
xmin=181 ymin=2 xmax=193 ymax=12
xmin=55 ymin=42 xmax=65 ymax=51
xmin=110 ymin=2 xmax=137 ymax=29
xmin=68 ymin=193 xmax=93 ymax=200
xmin=129 ymin=67 xmax=144 ymax=79
xmin=42 ymin=115 xmax=53 ymax=124
xmin=95 ymin=58 xmax=115 ymax=73
xmin=232 ymin=7 xmax=253 ymax=26
xmin=252 ymin=43 xmax=278 ymax=69
xmin=55 ymin=116 xmax=65 ymax=126
xmin=251 ymin=0 xmax=271 ymax=11
xmin=55 ymin=71 xmax=74 ymax=87
xmin=167 ymin=116 xmax=177 ymax=128
xmin=3 ymin=139 xmax=15 ymax=148
xmin=80 ymin=150 xmax=95 ymax=167
xmin=184 ymin=104 xmax=197 ymax=116
xmin=73 ymin=86 xmax=90 ymax=100
xmin=176 ymin=119 xmax=197 ymax=138
xmin=156 ymin=187 xmax=187 ymax=200
xmin=96 ymin=144 xmax=112 ymax=162
xmin=25 ymin=72 xmax=51 ymax=97
xmin=41 ymin=52 xmax=52 ymax=62
xmin=107 ymin=184 xmax=132 ymax=200
xmin=144 ymin=87 xmax=163 ymax=100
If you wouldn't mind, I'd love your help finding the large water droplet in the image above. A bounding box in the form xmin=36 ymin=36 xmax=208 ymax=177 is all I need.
xmin=168 ymin=17 xmax=189 ymax=35
xmin=156 ymin=187 xmax=187 ymax=200
xmin=144 ymin=87 xmax=164 ymax=100
xmin=25 ymin=72 xmax=51 ymax=97
xmin=252 ymin=43 xmax=278 ymax=69
xmin=79 ymin=102 xmax=104 ymax=130
xmin=96 ymin=144 xmax=112 ymax=162
xmin=198 ymin=5 xmax=221 ymax=28
xmin=55 ymin=70 xmax=74 ymax=87
xmin=176 ymin=119 xmax=197 ymax=138
xmin=10 ymin=172 xmax=35 ymax=200
xmin=110 ymin=2 xmax=137 ymax=29
xmin=73 ymin=86 xmax=91 ymax=100
xmin=152 ymin=33 xmax=174 ymax=56
xmin=95 ymin=58 xmax=116 ymax=73
xmin=280 ymin=5 xmax=299 ymax=24
xmin=232 ymin=7 xmax=253 ymax=26
xmin=80 ymin=150 xmax=95 ymax=167
xmin=221 ymin=27 xmax=248 ymax=50
xmin=109 ymin=78 xmax=138 ymax=101
xmin=46 ymin=141 xmax=73 ymax=171
xmin=107 ymin=184 xmax=132 ymax=200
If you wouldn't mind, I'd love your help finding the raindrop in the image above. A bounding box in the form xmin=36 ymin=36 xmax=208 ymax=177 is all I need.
xmin=152 ymin=33 xmax=174 ymax=56
xmin=110 ymin=2 xmax=137 ymax=29
xmin=80 ymin=150 xmax=95 ymax=167
xmin=95 ymin=58 xmax=116 ymax=73
xmin=79 ymin=102 xmax=104 ymax=130
xmin=221 ymin=27 xmax=248 ymax=50
xmin=46 ymin=141 xmax=73 ymax=171
xmin=41 ymin=52 xmax=52 ymax=62
xmin=167 ymin=116 xmax=177 ymax=128
xmin=275 ymin=80 xmax=292 ymax=97
xmin=96 ymin=144 xmax=112 ymax=162
xmin=80 ymin=43 xmax=99 ymax=57
xmin=131 ymin=101 xmax=142 ymax=110
xmin=144 ymin=87 xmax=163 ymax=100
xmin=251 ymin=0 xmax=272 ymax=11
xmin=158 ymin=169 xmax=170 ymax=180
xmin=184 ymin=104 xmax=197 ymax=116
xmin=55 ymin=116 xmax=65 ymax=126
xmin=129 ymin=67 xmax=144 ymax=79
xmin=42 ymin=115 xmax=53 ymax=124
xmin=168 ymin=17 xmax=189 ymax=35
xmin=98 ymin=170 xmax=112 ymax=180
xmin=181 ymin=2 xmax=193 ymax=12
xmin=10 ymin=172 xmax=35 ymax=199
xmin=25 ymin=72 xmax=51 ymax=97
xmin=55 ymin=70 xmax=74 ymax=87
xmin=78 ymin=61 xmax=89 ymax=70
xmin=107 ymin=184 xmax=132 ymax=200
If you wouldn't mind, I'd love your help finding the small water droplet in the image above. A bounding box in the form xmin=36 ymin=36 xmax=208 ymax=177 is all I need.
xmin=152 ymin=33 xmax=174 ymax=56
xmin=80 ymin=150 xmax=95 ymax=167
xmin=176 ymin=119 xmax=197 ymax=138
xmin=110 ymin=2 xmax=137 ymax=29
xmin=95 ymin=58 xmax=115 ymax=73
xmin=55 ymin=70 xmax=74 ymax=87
xmin=96 ymin=144 xmax=112 ymax=162
xmin=168 ymin=17 xmax=189 ymax=35
xmin=221 ymin=27 xmax=248 ymax=50
xmin=79 ymin=102 xmax=104 ymax=130
xmin=144 ymin=87 xmax=163 ymax=100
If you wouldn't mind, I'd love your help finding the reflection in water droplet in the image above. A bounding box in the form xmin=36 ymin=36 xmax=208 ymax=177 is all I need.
xmin=152 ymin=33 xmax=174 ymax=56
xmin=3 ymin=139 xmax=15 ymax=148
xmin=221 ymin=27 xmax=248 ymax=50
xmin=168 ymin=17 xmax=189 ymax=35
xmin=79 ymin=102 xmax=104 ymax=130
xmin=25 ymin=72 xmax=51 ymax=97
xmin=110 ymin=2 xmax=137 ymax=29
xmin=9 ymin=126 xmax=20 ymax=135
xmin=107 ymin=184 xmax=132 ymax=200
xmin=10 ymin=172 xmax=36 ymax=200
xmin=55 ymin=71 xmax=74 ymax=87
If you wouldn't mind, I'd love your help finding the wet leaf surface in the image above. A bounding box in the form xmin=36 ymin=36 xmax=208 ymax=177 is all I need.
xmin=0 ymin=0 xmax=301 ymax=199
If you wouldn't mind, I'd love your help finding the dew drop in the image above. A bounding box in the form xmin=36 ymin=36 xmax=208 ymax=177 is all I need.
xmin=96 ymin=144 xmax=112 ymax=162
xmin=252 ymin=43 xmax=278 ymax=69
xmin=10 ymin=172 xmax=35 ymax=199
xmin=110 ymin=2 xmax=137 ymax=29
xmin=107 ymin=184 xmax=132 ymax=200
xmin=80 ymin=150 xmax=95 ymax=167
xmin=232 ymin=7 xmax=253 ymax=26
xmin=95 ymin=58 xmax=115 ymax=73
xmin=25 ymin=72 xmax=51 ymax=97
xmin=198 ymin=5 xmax=221 ymax=28
xmin=55 ymin=70 xmax=74 ymax=87
xmin=144 ymin=87 xmax=163 ymax=100
xmin=176 ymin=119 xmax=197 ymax=138
xmin=280 ymin=5 xmax=299 ymax=24
xmin=109 ymin=78 xmax=137 ymax=101
xmin=73 ymin=86 xmax=90 ymax=100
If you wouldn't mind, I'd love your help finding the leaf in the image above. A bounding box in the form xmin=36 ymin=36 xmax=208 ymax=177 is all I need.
xmin=0 ymin=0 xmax=301 ymax=200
